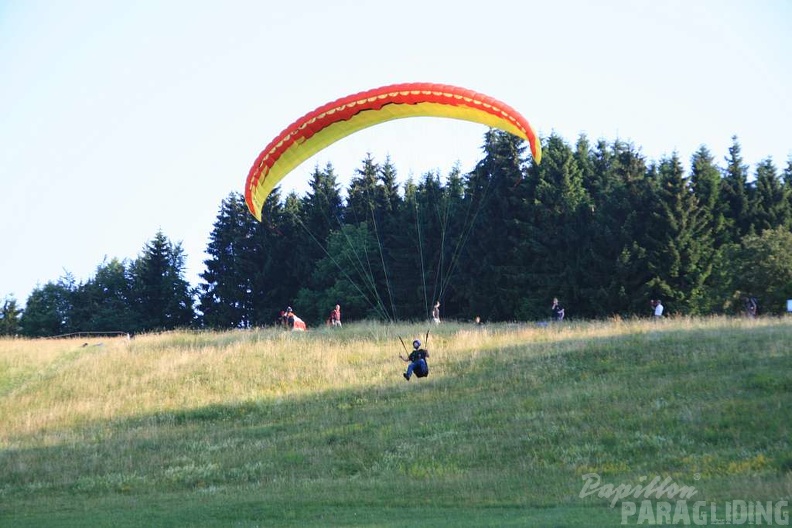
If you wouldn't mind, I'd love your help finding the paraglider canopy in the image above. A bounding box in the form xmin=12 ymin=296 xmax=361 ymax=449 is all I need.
xmin=244 ymin=82 xmax=542 ymax=221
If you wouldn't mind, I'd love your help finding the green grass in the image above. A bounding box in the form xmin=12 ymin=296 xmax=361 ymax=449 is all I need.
xmin=0 ymin=318 xmax=790 ymax=526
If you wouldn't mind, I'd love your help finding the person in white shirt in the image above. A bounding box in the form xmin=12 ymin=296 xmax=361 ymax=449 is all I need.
xmin=432 ymin=301 xmax=441 ymax=324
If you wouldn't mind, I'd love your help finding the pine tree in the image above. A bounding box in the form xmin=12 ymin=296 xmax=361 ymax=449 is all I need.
xmin=129 ymin=230 xmax=194 ymax=331
xmin=518 ymin=133 xmax=592 ymax=318
xmin=690 ymin=146 xmax=725 ymax=242
xmin=407 ymin=170 xmax=458 ymax=319
xmin=689 ymin=146 xmax=723 ymax=312
xmin=371 ymin=157 xmax=403 ymax=319
xmin=720 ymin=136 xmax=751 ymax=240
xmin=385 ymin=175 xmax=428 ymax=319
xmin=290 ymin=164 xmax=347 ymax=322
xmin=784 ymin=158 xmax=792 ymax=215
xmin=341 ymin=155 xmax=400 ymax=319
xmin=377 ymin=156 xmax=402 ymax=215
xmin=76 ymin=258 xmax=136 ymax=332
xmin=195 ymin=133 xmax=790 ymax=322
xmin=244 ymin=187 xmax=296 ymax=325
xmin=583 ymin=140 xmax=652 ymax=316
xmin=749 ymin=157 xmax=789 ymax=233
xmin=345 ymin=154 xmax=380 ymax=227
xmin=458 ymin=130 xmax=532 ymax=321
xmin=301 ymin=163 xmax=344 ymax=256
xmin=0 ymin=297 xmax=22 ymax=336
xmin=272 ymin=192 xmax=313 ymax=317
xmin=198 ymin=193 xmax=258 ymax=328
xmin=643 ymin=154 xmax=710 ymax=313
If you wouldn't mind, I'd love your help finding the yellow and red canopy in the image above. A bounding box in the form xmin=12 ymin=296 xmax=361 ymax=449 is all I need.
xmin=245 ymin=82 xmax=541 ymax=220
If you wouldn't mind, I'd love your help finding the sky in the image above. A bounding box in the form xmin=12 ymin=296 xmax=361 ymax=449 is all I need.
xmin=1 ymin=0 xmax=791 ymax=306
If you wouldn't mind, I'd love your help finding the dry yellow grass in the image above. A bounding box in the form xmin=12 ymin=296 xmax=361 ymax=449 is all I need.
xmin=1 ymin=327 xmax=408 ymax=445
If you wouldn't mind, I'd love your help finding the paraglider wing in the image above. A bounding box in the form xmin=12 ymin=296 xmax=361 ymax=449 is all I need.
xmin=244 ymin=82 xmax=542 ymax=220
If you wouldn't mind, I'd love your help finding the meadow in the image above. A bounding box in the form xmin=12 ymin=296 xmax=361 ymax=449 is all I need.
xmin=0 ymin=317 xmax=790 ymax=527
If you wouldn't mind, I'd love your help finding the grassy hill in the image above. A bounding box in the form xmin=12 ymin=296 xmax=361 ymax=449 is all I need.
xmin=0 ymin=318 xmax=790 ymax=527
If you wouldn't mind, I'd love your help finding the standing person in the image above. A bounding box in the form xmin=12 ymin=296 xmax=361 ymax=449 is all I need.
xmin=551 ymin=298 xmax=565 ymax=322
xmin=745 ymin=296 xmax=758 ymax=318
xmin=400 ymin=339 xmax=429 ymax=381
xmin=329 ymin=304 xmax=342 ymax=327
xmin=432 ymin=301 xmax=441 ymax=324
xmin=653 ymin=299 xmax=664 ymax=318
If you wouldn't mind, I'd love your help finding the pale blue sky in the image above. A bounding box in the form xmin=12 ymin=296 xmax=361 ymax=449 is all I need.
xmin=1 ymin=0 xmax=790 ymax=305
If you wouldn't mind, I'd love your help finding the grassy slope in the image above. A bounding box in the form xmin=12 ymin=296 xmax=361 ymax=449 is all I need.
xmin=0 ymin=318 xmax=790 ymax=527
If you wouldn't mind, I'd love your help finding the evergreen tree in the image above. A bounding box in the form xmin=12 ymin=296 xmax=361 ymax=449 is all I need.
xmin=286 ymin=167 xmax=351 ymax=324
xmin=784 ymin=158 xmax=792 ymax=214
xmin=749 ymin=157 xmax=789 ymax=233
xmin=0 ymin=297 xmax=22 ymax=336
xmin=383 ymin=176 xmax=425 ymax=320
xmin=689 ymin=146 xmax=723 ymax=312
xmin=345 ymin=154 xmax=380 ymax=226
xmin=65 ymin=277 xmax=93 ymax=332
xmin=720 ymin=136 xmax=751 ymax=240
xmin=244 ymin=187 xmax=296 ymax=325
xmin=88 ymin=258 xmax=136 ymax=331
xmin=643 ymin=154 xmax=710 ymax=313
xmin=441 ymin=165 xmax=467 ymax=312
xmin=279 ymin=192 xmax=316 ymax=314
xmin=296 ymin=163 xmax=349 ymax=322
xmin=690 ymin=146 xmax=725 ymax=243
xmin=129 ymin=230 xmax=194 ymax=331
xmin=584 ymin=140 xmax=652 ymax=316
xmin=574 ymin=135 xmax=598 ymax=196
xmin=342 ymin=155 xmax=400 ymax=319
xmin=377 ymin=156 xmax=402 ymax=215
xmin=65 ymin=258 xmax=137 ymax=332
xmin=519 ymin=133 xmax=592 ymax=318
xmin=458 ymin=130 xmax=532 ymax=321
xmin=401 ymin=170 xmax=460 ymax=320
xmin=375 ymin=157 xmax=404 ymax=318
xmin=198 ymin=193 xmax=258 ymax=328
xmin=196 ymin=133 xmax=789 ymax=322
xmin=301 ymin=163 xmax=344 ymax=257
xmin=19 ymin=280 xmax=73 ymax=337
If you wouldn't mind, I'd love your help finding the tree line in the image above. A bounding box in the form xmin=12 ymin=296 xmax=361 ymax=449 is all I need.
xmin=3 ymin=132 xmax=792 ymax=336
xmin=2 ymin=232 xmax=194 ymax=337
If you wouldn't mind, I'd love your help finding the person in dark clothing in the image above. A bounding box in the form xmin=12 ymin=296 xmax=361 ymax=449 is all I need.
xmin=746 ymin=296 xmax=758 ymax=318
xmin=400 ymin=339 xmax=429 ymax=381
xmin=551 ymin=298 xmax=565 ymax=321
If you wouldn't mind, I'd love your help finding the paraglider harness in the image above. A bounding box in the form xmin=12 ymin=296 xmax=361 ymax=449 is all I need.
xmin=408 ymin=348 xmax=429 ymax=378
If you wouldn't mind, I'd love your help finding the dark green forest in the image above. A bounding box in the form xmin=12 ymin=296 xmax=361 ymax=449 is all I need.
xmin=3 ymin=132 xmax=792 ymax=336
